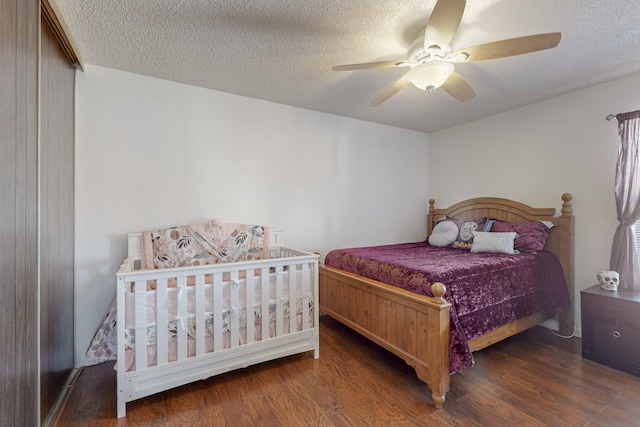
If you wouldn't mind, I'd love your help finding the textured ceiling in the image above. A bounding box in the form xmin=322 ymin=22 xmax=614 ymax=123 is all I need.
xmin=52 ymin=0 xmax=640 ymax=133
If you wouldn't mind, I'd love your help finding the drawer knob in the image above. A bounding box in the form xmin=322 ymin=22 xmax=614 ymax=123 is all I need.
xmin=613 ymin=331 xmax=621 ymax=338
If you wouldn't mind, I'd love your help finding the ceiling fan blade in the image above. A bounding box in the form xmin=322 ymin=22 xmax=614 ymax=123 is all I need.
xmin=441 ymin=72 xmax=476 ymax=101
xmin=424 ymin=0 xmax=466 ymax=49
xmin=453 ymin=32 xmax=561 ymax=62
xmin=333 ymin=60 xmax=408 ymax=71
xmin=369 ymin=74 xmax=411 ymax=106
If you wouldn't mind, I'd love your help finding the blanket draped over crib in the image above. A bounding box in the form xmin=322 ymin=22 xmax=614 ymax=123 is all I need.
xmin=86 ymin=219 xmax=269 ymax=363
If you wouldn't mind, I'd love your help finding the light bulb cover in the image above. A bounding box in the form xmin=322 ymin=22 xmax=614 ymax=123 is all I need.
xmin=407 ymin=61 xmax=454 ymax=92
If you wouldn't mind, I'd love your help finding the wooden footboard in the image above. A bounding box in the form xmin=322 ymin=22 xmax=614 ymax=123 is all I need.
xmin=319 ymin=264 xmax=451 ymax=408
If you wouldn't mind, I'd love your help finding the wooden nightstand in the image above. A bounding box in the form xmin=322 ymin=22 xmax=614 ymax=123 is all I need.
xmin=581 ymin=284 xmax=640 ymax=376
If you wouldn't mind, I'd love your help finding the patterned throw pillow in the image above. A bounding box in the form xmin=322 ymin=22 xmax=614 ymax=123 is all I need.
xmin=436 ymin=217 xmax=491 ymax=250
xmin=145 ymin=220 xmax=268 ymax=269
xmin=149 ymin=225 xmax=216 ymax=268
xmin=490 ymin=220 xmax=551 ymax=252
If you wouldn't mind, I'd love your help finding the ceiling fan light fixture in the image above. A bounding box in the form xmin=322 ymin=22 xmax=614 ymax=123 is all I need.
xmin=407 ymin=61 xmax=454 ymax=92
xmin=332 ymin=0 xmax=561 ymax=106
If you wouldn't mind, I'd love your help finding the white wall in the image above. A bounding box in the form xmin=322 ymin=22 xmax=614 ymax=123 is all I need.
xmin=429 ymin=71 xmax=640 ymax=336
xmin=75 ymin=63 xmax=640 ymax=365
xmin=74 ymin=65 xmax=430 ymax=366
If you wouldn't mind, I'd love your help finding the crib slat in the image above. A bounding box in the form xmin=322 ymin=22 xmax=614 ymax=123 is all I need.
xmin=230 ymin=271 xmax=240 ymax=348
xmin=276 ymin=267 xmax=284 ymax=337
xmin=213 ymin=273 xmax=223 ymax=352
xmin=176 ymin=276 xmax=188 ymax=361
xmin=245 ymin=269 xmax=255 ymax=344
xmin=195 ymin=274 xmax=206 ymax=356
xmin=288 ymin=264 xmax=297 ymax=333
xmin=302 ymin=263 xmax=310 ymax=330
xmin=156 ymin=278 xmax=169 ymax=366
xmin=134 ymin=280 xmax=148 ymax=371
xmin=261 ymin=267 xmax=269 ymax=341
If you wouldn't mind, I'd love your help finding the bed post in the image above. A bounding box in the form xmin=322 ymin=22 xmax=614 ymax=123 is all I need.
xmin=426 ymin=282 xmax=449 ymax=409
xmin=427 ymin=199 xmax=436 ymax=236
xmin=557 ymin=193 xmax=575 ymax=336
xmin=401 ymin=281 xmax=449 ymax=409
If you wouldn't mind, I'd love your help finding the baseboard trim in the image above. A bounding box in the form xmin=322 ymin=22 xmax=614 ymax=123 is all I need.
xmin=43 ymin=367 xmax=84 ymax=427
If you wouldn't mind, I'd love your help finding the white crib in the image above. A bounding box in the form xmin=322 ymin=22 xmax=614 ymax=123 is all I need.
xmin=116 ymin=232 xmax=319 ymax=417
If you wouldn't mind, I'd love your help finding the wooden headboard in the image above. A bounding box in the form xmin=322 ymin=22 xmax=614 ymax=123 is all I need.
xmin=427 ymin=193 xmax=575 ymax=335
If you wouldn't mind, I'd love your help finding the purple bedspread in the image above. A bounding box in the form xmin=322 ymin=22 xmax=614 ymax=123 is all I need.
xmin=324 ymin=242 xmax=570 ymax=373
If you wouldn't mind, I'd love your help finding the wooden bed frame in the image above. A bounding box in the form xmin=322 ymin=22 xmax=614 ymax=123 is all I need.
xmin=319 ymin=194 xmax=574 ymax=408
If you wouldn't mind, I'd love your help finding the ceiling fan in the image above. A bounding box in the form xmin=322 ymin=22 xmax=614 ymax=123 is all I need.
xmin=333 ymin=0 xmax=561 ymax=106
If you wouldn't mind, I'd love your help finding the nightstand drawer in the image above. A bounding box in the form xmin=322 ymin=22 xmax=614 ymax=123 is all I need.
xmin=582 ymin=292 xmax=640 ymax=322
xmin=591 ymin=318 xmax=640 ymax=366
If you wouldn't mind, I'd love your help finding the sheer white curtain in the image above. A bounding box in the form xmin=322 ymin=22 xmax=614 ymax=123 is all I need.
xmin=610 ymin=110 xmax=640 ymax=291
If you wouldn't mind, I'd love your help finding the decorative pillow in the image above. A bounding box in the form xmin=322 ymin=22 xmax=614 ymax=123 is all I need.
xmin=437 ymin=217 xmax=491 ymax=250
xmin=428 ymin=221 xmax=460 ymax=247
xmin=471 ymin=231 xmax=518 ymax=254
xmin=143 ymin=219 xmax=268 ymax=269
xmin=490 ymin=220 xmax=551 ymax=252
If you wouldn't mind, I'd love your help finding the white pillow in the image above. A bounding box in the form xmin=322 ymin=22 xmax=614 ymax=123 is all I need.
xmin=470 ymin=231 xmax=519 ymax=254
xmin=428 ymin=221 xmax=459 ymax=247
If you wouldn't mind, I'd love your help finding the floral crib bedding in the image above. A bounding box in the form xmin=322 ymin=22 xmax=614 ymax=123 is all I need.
xmin=86 ymin=219 xmax=270 ymax=363
xmin=121 ymin=269 xmax=314 ymax=370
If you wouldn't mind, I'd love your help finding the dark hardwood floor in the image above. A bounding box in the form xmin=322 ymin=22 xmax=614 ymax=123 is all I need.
xmin=55 ymin=317 xmax=640 ymax=426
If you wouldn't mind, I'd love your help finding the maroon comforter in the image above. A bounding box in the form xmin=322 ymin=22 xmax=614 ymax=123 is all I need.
xmin=324 ymin=242 xmax=570 ymax=373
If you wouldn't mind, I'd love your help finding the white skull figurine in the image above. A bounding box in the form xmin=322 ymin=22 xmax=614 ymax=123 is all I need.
xmin=597 ymin=270 xmax=620 ymax=291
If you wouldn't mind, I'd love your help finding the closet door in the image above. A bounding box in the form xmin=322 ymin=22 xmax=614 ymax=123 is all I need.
xmin=0 ymin=1 xmax=74 ymax=424
xmin=0 ymin=0 xmax=39 ymax=425
xmin=39 ymin=13 xmax=75 ymax=423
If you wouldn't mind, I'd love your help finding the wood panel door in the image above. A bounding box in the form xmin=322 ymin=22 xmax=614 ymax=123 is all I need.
xmin=0 ymin=0 xmax=39 ymax=425
xmin=40 ymin=13 xmax=75 ymax=423
xmin=0 ymin=1 xmax=75 ymax=425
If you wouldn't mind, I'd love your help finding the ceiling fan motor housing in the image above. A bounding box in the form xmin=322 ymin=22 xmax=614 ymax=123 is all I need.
xmin=407 ymin=32 xmax=451 ymax=64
